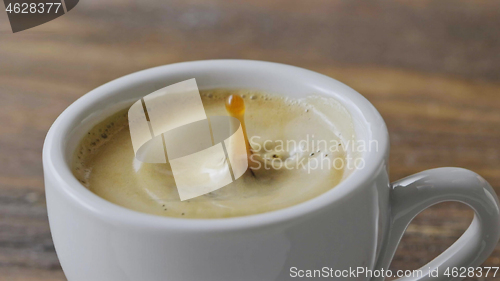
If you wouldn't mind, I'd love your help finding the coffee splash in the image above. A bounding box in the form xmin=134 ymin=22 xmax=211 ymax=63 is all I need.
xmin=72 ymin=89 xmax=356 ymax=218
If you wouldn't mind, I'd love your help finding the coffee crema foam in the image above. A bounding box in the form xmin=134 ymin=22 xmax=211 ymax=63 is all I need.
xmin=72 ymin=89 xmax=357 ymax=218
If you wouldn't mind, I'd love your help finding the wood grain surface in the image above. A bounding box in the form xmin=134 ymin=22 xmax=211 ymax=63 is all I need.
xmin=0 ymin=0 xmax=499 ymax=280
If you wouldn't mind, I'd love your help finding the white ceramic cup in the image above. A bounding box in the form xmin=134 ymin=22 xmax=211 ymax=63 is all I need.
xmin=43 ymin=60 xmax=500 ymax=281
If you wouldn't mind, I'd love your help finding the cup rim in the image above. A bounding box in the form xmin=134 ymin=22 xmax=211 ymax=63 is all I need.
xmin=43 ymin=60 xmax=389 ymax=231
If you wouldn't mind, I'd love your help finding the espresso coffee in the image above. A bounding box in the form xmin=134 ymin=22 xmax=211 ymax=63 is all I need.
xmin=72 ymin=89 xmax=356 ymax=218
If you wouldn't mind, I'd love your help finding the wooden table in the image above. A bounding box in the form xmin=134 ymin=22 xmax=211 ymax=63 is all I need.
xmin=0 ymin=0 xmax=499 ymax=280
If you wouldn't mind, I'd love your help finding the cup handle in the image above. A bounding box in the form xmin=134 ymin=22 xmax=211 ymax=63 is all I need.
xmin=372 ymin=167 xmax=500 ymax=281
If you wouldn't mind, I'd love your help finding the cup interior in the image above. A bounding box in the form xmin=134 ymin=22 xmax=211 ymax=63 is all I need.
xmin=44 ymin=60 xmax=389 ymax=229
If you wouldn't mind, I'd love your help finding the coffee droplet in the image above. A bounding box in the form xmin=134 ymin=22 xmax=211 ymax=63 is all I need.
xmin=225 ymin=94 xmax=258 ymax=174
xmin=225 ymin=94 xmax=245 ymax=116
